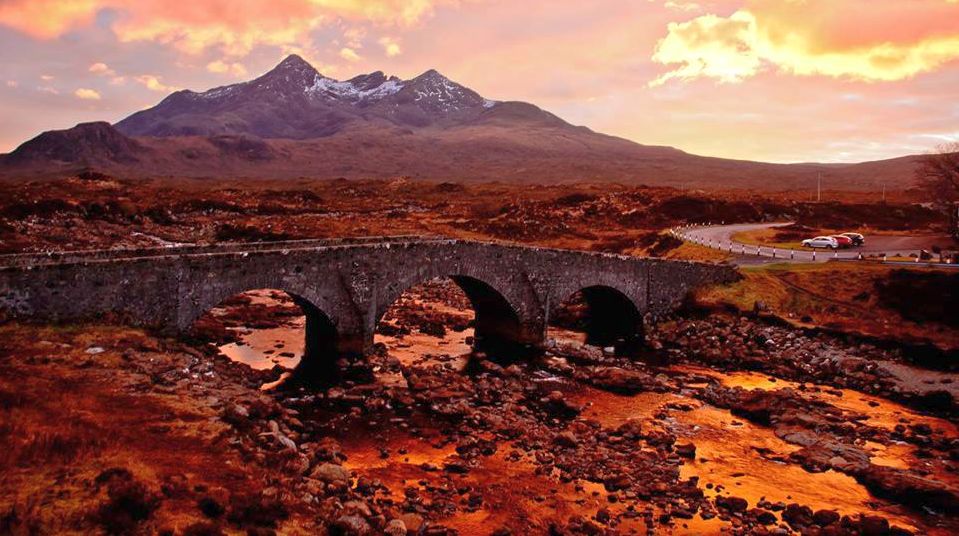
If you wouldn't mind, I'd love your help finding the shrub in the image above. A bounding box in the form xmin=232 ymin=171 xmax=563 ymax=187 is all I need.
xmin=94 ymin=469 xmax=161 ymax=534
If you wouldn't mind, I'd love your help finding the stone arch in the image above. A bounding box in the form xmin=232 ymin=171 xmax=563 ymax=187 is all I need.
xmin=178 ymin=276 xmax=350 ymax=370
xmin=179 ymin=279 xmax=334 ymax=331
xmin=550 ymin=284 xmax=645 ymax=355
xmin=373 ymin=273 xmax=534 ymax=353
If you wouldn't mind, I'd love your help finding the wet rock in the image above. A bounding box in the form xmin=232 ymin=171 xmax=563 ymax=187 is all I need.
xmin=221 ymin=404 xmax=252 ymax=429
xmin=855 ymin=464 xmax=959 ymax=514
xmin=576 ymin=366 xmax=664 ymax=394
xmin=751 ymin=508 xmax=778 ymax=525
xmin=858 ymin=515 xmax=890 ymax=536
xmin=913 ymin=390 xmax=955 ymax=414
xmin=595 ymin=507 xmax=611 ymax=524
xmin=674 ymin=442 xmax=696 ymax=459
xmin=399 ymin=513 xmax=424 ymax=533
xmin=789 ymin=440 xmax=870 ymax=473
xmin=553 ymin=431 xmax=579 ymax=448
xmin=564 ymin=515 xmax=604 ymax=534
xmin=312 ymin=438 xmax=347 ymax=463
xmin=443 ymin=457 xmax=470 ymax=474
xmin=781 ymin=503 xmax=813 ymax=528
xmin=910 ymin=423 xmax=933 ymax=436
xmin=477 ymin=359 xmax=505 ymax=376
xmin=715 ymin=495 xmax=748 ymax=513
xmin=551 ymin=341 xmax=605 ymax=362
xmin=614 ymin=419 xmax=643 ymax=439
xmin=342 ymin=501 xmax=372 ymax=518
xmin=332 ymin=514 xmax=372 ymax=535
xmin=422 ymin=525 xmax=455 ymax=536
xmin=354 ymin=476 xmax=376 ymax=495
xmin=644 ymin=429 xmax=676 ymax=449
xmin=542 ymin=390 xmax=583 ymax=418
xmin=384 ymin=519 xmax=407 ymax=536
xmin=419 ymin=320 xmax=446 ymax=338
xmin=812 ymin=509 xmax=840 ymax=526
xmin=310 ymin=463 xmax=351 ymax=485
xmin=273 ymin=432 xmax=297 ymax=452
xmin=285 ymin=453 xmax=311 ymax=475
xmin=602 ymin=474 xmax=631 ymax=492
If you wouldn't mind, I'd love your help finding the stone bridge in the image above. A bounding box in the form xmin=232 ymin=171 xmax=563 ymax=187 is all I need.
xmin=0 ymin=236 xmax=738 ymax=363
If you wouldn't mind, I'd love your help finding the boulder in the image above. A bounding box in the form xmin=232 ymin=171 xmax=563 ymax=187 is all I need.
xmin=332 ymin=515 xmax=372 ymax=536
xmin=384 ymin=519 xmax=407 ymax=536
xmin=310 ymin=463 xmax=351 ymax=484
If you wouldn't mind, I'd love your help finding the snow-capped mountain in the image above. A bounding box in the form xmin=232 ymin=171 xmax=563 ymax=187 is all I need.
xmin=1 ymin=54 xmax=922 ymax=190
xmin=305 ymin=71 xmax=405 ymax=103
xmin=114 ymin=55 xmax=522 ymax=138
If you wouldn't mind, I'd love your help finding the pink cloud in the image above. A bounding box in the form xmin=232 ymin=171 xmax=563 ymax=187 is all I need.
xmin=1 ymin=0 xmax=959 ymax=164
xmin=651 ymin=0 xmax=959 ymax=85
xmin=0 ymin=0 xmax=460 ymax=57
xmin=73 ymin=87 xmax=101 ymax=100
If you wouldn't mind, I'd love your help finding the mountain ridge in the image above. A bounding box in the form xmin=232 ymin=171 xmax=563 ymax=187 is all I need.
xmin=0 ymin=55 xmax=924 ymax=190
xmin=114 ymin=54 xmax=526 ymax=139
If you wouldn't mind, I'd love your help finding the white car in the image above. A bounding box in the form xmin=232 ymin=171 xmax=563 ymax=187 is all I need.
xmin=801 ymin=236 xmax=839 ymax=249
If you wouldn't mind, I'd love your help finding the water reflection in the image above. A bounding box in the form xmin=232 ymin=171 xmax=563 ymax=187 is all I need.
xmin=219 ymin=325 xmax=305 ymax=370
xmin=212 ymin=289 xmax=306 ymax=370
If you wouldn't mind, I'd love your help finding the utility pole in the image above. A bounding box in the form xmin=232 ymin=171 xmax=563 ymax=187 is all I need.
xmin=882 ymin=183 xmax=886 ymax=203
xmin=817 ymin=172 xmax=822 ymax=202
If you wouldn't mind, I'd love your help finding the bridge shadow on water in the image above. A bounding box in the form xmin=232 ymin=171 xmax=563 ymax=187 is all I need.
xmin=549 ymin=286 xmax=646 ymax=357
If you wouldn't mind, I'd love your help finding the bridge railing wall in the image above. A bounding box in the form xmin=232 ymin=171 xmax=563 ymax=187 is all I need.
xmin=0 ymin=257 xmax=182 ymax=327
xmin=0 ymin=235 xmax=442 ymax=268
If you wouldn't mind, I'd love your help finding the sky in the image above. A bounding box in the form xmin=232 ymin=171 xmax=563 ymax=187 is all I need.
xmin=1 ymin=0 xmax=959 ymax=163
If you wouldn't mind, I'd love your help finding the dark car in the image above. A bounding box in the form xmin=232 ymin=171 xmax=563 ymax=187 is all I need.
xmin=831 ymin=235 xmax=854 ymax=248
xmin=840 ymin=232 xmax=865 ymax=246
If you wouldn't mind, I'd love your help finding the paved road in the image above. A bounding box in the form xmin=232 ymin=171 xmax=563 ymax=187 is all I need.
xmin=671 ymin=222 xmax=956 ymax=265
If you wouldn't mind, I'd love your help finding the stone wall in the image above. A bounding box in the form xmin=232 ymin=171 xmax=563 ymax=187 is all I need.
xmin=0 ymin=239 xmax=739 ymax=359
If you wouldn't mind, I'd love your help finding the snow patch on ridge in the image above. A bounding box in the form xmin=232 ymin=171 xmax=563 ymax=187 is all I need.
xmin=411 ymin=76 xmax=479 ymax=111
xmin=198 ymin=85 xmax=241 ymax=99
xmin=306 ymin=76 xmax=405 ymax=102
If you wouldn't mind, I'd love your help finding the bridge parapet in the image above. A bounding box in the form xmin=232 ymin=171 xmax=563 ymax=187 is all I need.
xmin=0 ymin=235 xmax=441 ymax=268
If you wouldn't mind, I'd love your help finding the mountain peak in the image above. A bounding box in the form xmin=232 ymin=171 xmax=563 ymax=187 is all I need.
xmin=260 ymin=54 xmax=320 ymax=82
xmin=6 ymin=121 xmax=142 ymax=166
xmin=401 ymin=69 xmax=486 ymax=113
xmin=275 ymin=54 xmax=314 ymax=72
xmin=414 ymin=69 xmax=447 ymax=81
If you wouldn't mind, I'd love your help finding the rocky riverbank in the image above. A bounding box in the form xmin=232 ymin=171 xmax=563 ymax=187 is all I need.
xmin=0 ymin=285 xmax=956 ymax=535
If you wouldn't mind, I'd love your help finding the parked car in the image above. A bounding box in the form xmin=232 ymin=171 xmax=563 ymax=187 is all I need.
xmin=840 ymin=232 xmax=865 ymax=246
xmin=801 ymin=236 xmax=839 ymax=249
xmin=831 ymin=235 xmax=854 ymax=248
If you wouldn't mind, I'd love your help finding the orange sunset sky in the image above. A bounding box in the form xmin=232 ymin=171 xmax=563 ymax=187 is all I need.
xmin=1 ymin=0 xmax=958 ymax=163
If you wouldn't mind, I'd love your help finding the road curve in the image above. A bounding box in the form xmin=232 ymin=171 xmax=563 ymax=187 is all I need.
xmin=671 ymin=222 xmax=951 ymax=264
